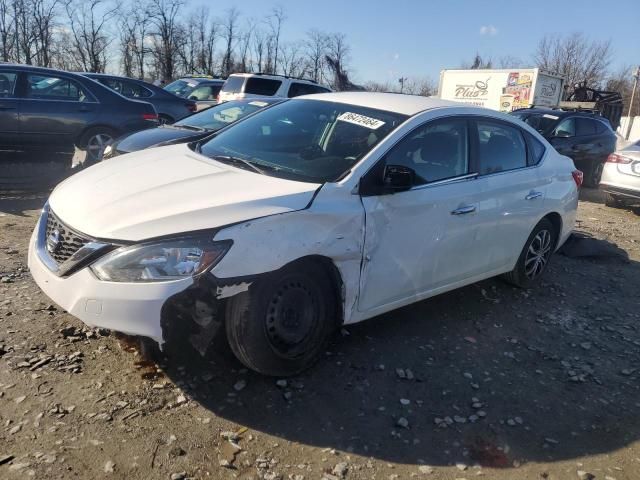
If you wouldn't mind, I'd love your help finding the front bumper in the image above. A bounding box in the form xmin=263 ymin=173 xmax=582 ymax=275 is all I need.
xmin=28 ymin=214 xmax=193 ymax=344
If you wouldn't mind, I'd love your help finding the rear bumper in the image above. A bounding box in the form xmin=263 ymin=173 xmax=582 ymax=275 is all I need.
xmin=599 ymin=183 xmax=640 ymax=201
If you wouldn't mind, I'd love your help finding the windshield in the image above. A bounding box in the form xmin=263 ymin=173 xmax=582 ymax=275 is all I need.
xmin=195 ymin=99 xmax=407 ymax=183
xmin=176 ymin=100 xmax=271 ymax=130
xmin=515 ymin=112 xmax=560 ymax=134
xmin=164 ymin=79 xmax=198 ymax=98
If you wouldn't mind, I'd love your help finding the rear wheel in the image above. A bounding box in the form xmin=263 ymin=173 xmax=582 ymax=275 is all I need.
xmin=604 ymin=192 xmax=624 ymax=208
xmin=503 ymin=218 xmax=557 ymax=288
xmin=79 ymin=127 xmax=116 ymax=164
xmin=225 ymin=261 xmax=338 ymax=376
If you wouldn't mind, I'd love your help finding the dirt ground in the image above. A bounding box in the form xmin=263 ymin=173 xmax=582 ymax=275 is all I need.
xmin=1 ymin=187 xmax=639 ymax=480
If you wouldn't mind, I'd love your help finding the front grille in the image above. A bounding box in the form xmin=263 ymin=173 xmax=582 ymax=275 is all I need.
xmin=45 ymin=210 xmax=91 ymax=265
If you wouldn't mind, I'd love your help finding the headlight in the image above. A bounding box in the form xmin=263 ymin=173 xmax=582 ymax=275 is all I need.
xmin=90 ymin=238 xmax=231 ymax=282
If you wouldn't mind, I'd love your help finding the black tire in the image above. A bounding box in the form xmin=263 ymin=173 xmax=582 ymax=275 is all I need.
xmin=158 ymin=114 xmax=174 ymax=125
xmin=604 ymin=193 xmax=624 ymax=209
xmin=503 ymin=218 xmax=557 ymax=288
xmin=583 ymin=161 xmax=604 ymax=188
xmin=78 ymin=127 xmax=117 ymax=164
xmin=225 ymin=260 xmax=338 ymax=376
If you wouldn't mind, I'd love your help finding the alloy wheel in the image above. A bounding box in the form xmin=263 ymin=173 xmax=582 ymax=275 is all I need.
xmin=86 ymin=133 xmax=113 ymax=162
xmin=524 ymin=229 xmax=552 ymax=279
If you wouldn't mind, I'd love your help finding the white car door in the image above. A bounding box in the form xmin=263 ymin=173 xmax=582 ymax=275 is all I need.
xmin=357 ymin=117 xmax=500 ymax=313
xmin=473 ymin=118 xmax=547 ymax=270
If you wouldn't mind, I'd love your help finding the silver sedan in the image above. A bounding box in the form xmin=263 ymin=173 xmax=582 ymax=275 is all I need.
xmin=600 ymin=139 xmax=640 ymax=207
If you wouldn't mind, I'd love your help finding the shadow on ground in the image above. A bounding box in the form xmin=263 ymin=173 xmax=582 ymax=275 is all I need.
xmin=160 ymin=243 xmax=640 ymax=468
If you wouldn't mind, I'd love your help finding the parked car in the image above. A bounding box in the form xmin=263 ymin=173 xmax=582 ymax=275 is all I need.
xmin=103 ymin=98 xmax=282 ymax=158
xmin=599 ymin=139 xmax=640 ymax=207
xmin=164 ymin=76 xmax=225 ymax=111
xmin=28 ymin=92 xmax=580 ymax=376
xmin=511 ymin=108 xmax=616 ymax=187
xmin=218 ymin=73 xmax=331 ymax=103
xmin=81 ymin=73 xmax=197 ymax=124
xmin=0 ymin=64 xmax=159 ymax=163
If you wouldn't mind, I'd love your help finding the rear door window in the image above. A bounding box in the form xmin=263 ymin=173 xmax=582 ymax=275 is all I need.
xmin=26 ymin=74 xmax=90 ymax=102
xmin=477 ymin=120 xmax=527 ymax=174
xmin=0 ymin=72 xmax=18 ymax=97
xmin=121 ymin=80 xmax=152 ymax=98
xmin=221 ymin=76 xmax=245 ymax=93
xmin=245 ymin=78 xmax=282 ymax=96
xmin=552 ymin=118 xmax=575 ymax=137
xmin=287 ymin=83 xmax=330 ymax=98
xmin=576 ymin=118 xmax=597 ymax=136
xmin=525 ymin=133 xmax=546 ymax=166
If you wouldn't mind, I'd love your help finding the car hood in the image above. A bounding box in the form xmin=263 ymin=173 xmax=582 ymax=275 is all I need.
xmin=49 ymin=144 xmax=321 ymax=241
xmin=115 ymin=125 xmax=210 ymax=154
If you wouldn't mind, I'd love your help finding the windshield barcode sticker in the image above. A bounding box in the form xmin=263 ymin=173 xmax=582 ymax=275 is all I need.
xmin=249 ymin=101 xmax=269 ymax=107
xmin=337 ymin=112 xmax=385 ymax=129
xmin=542 ymin=114 xmax=559 ymax=120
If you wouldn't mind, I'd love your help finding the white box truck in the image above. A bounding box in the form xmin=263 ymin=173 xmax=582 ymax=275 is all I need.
xmin=438 ymin=68 xmax=565 ymax=112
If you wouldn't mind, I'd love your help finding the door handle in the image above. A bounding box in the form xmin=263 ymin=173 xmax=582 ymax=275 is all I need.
xmin=0 ymin=104 xmax=16 ymax=110
xmin=78 ymin=106 xmax=92 ymax=112
xmin=525 ymin=191 xmax=543 ymax=200
xmin=451 ymin=205 xmax=476 ymax=215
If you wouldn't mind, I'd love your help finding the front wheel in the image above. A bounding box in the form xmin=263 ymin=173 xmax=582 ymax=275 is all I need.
xmin=503 ymin=218 xmax=557 ymax=288
xmin=225 ymin=261 xmax=338 ymax=376
xmin=604 ymin=193 xmax=625 ymax=209
xmin=583 ymin=161 xmax=604 ymax=188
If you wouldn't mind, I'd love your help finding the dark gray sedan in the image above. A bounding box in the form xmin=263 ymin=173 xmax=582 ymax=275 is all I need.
xmin=81 ymin=73 xmax=197 ymax=124
xmin=104 ymin=98 xmax=282 ymax=158
xmin=0 ymin=64 xmax=159 ymax=164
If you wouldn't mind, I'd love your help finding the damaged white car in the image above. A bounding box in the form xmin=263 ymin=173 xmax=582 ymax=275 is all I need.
xmin=28 ymin=92 xmax=580 ymax=376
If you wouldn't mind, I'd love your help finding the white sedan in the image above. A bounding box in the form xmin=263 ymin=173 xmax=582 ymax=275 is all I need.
xmin=28 ymin=92 xmax=580 ymax=376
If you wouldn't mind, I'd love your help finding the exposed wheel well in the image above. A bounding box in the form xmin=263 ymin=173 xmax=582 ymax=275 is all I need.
xmin=543 ymin=212 xmax=563 ymax=248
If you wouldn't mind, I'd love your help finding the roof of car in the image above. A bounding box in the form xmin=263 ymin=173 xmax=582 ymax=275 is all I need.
xmin=295 ymin=92 xmax=461 ymax=116
xmin=178 ymin=77 xmax=225 ymax=84
xmin=514 ymin=108 xmax=606 ymax=119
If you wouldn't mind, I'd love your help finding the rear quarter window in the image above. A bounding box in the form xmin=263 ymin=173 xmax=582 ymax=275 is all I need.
xmin=222 ymin=76 xmax=245 ymax=93
xmin=525 ymin=132 xmax=546 ymax=166
xmin=245 ymin=78 xmax=282 ymax=96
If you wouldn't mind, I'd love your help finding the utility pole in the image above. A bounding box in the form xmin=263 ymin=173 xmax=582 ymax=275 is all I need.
xmin=398 ymin=77 xmax=407 ymax=93
xmin=627 ymin=66 xmax=640 ymax=140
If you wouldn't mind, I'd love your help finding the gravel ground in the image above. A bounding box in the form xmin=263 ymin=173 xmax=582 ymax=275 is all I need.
xmin=1 ymin=188 xmax=639 ymax=480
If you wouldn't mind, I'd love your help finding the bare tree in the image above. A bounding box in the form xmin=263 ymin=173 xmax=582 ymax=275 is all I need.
xmin=148 ymin=0 xmax=184 ymax=81
xmin=221 ymin=7 xmax=239 ymax=76
xmin=252 ymin=26 xmax=268 ymax=73
xmin=606 ymin=65 xmax=639 ymax=116
xmin=498 ymin=55 xmax=522 ymax=69
xmin=279 ymin=41 xmax=305 ymax=77
xmin=267 ymin=5 xmax=285 ymax=74
xmin=304 ymin=29 xmax=328 ymax=83
xmin=66 ymin=0 xmax=120 ymax=72
xmin=534 ymin=32 xmax=612 ymax=87
xmin=461 ymin=53 xmax=492 ymax=69
xmin=0 ymin=0 xmax=16 ymax=61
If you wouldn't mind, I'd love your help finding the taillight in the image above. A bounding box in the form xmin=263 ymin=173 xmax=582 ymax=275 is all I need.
xmin=606 ymin=153 xmax=632 ymax=164
xmin=572 ymin=170 xmax=583 ymax=188
xmin=187 ymin=103 xmax=197 ymax=113
xmin=143 ymin=113 xmax=159 ymax=122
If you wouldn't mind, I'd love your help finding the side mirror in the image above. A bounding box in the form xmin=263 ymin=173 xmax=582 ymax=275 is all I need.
xmin=189 ymin=95 xmax=198 ymax=100
xmin=383 ymin=164 xmax=414 ymax=192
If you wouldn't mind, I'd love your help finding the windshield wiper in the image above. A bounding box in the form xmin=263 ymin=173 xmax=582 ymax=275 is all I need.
xmin=171 ymin=124 xmax=205 ymax=131
xmin=211 ymin=155 xmax=265 ymax=175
